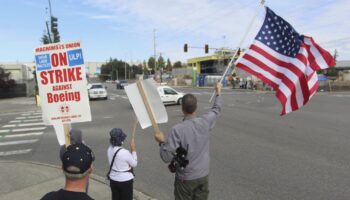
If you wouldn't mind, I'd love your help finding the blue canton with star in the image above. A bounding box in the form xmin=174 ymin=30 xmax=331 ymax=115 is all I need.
xmin=256 ymin=7 xmax=303 ymax=57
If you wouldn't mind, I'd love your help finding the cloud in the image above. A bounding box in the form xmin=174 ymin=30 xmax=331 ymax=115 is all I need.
xmin=89 ymin=15 xmax=116 ymax=19
xmin=81 ymin=0 xmax=350 ymax=61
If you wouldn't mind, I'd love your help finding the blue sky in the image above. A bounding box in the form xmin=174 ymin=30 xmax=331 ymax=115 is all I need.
xmin=1 ymin=0 xmax=349 ymax=64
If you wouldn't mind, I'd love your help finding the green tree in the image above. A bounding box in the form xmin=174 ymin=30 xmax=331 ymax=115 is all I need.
xmin=142 ymin=60 xmax=148 ymax=74
xmin=0 ymin=67 xmax=15 ymax=89
xmin=100 ymin=58 xmax=130 ymax=81
xmin=173 ymin=61 xmax=183 ymax=69
xmin=41 ymin=34 xmax=50 ymax=44
xmin=158 ymin=55 xmax=165 ymax=70
xmin=148 ymin=57 xmax=156 ymax=70
xmin=166 ymin=58 xmax=172 ymax=72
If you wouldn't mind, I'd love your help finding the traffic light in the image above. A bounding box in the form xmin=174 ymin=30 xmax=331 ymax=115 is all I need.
xmin=184 ymin=44 xmax=188 ymax=52
xmin=51 ymin=16 xmax=58 ymax=33
xmin=237 ymin=48 xmax=241 ymax=55
xmin=53 ymin=32 xmax=60 ymax=43
xmin=51 ymin=16 xmax=60 ymax=43
xmin=205 ymin=44 xmax=209 ymax=53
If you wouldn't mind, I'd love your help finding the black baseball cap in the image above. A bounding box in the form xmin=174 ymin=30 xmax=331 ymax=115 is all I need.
xmin=62 ymin=143 xmax=94 ymax=175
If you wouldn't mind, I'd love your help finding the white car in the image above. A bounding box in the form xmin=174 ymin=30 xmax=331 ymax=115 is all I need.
xmin=157 ymin=86 xmax=184 ymax=105
xmin=87 ymin=83 xmax=108 ymax=100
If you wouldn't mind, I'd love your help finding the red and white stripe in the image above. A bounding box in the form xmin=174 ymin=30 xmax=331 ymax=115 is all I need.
xmin=235 ymin=36 xmax=335 ymax=115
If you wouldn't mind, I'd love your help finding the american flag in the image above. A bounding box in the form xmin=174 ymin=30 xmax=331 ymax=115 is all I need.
xmin=235 ymin=7 xmax=336 ymax=115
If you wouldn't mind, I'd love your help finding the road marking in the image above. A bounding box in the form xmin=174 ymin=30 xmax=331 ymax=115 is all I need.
xmin=21 ymin=113 xmax=31 ymax=116
xmin=18 ymin=122 xmax=45 ymax=127
xmin=23 ymin=119 xmax=42 ymax=122
xmin=12 ymin=127 xmax=46 ymax=132
xmin=122 ymin=96 xmax=128 ymax=99
xmin=0 ymin=139 xmax=38 ymax=146
xmin=0 ymin=130 xmax=10 ymax=133
xmin=9 ymin=120 xmax=21 ymax=123
xmin=104 ymin=116 xmax=113 ymax=119
xmin=2 ymin=124 xmax=16 ymax=128
xmin=15 ymin=117 xmax=26 ymax=120
xmin=0 ymin=149 xmax=32 ymax=156
xmin=27 ymin=116 xmax=42 ymax=119
xmin=3 ymin=132 xmax=44 ymax=138
xmin=31 ymin=113 xmax=42 ymax=115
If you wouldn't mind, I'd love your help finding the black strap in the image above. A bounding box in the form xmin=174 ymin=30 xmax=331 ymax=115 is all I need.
xmin=106 ymin=148 xmax=122 ymax=178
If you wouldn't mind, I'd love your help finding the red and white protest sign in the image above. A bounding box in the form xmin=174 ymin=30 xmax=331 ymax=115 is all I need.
xmin=34 ymin=41 xmax=91 ymax=125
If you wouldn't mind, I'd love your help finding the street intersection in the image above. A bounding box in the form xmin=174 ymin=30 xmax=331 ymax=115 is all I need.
xmin=1 ymin=86 xmax=350 ymax=200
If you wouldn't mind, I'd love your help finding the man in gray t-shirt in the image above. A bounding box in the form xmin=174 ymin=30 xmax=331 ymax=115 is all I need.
xmin=155 ymin=83 xmax=223 ymax=200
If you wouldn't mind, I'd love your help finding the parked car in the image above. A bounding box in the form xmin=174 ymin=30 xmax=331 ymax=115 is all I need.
xmin=116 ymin=80 xmax=128 ymax=89
xmin=87 ymin=83 xmax=108 ymax=100
xmin=157 ymin=86 xmax=184 ymax=105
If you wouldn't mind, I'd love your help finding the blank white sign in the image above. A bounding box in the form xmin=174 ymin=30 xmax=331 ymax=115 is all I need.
xmin=125 ymin=79 xmax=168 ymax=129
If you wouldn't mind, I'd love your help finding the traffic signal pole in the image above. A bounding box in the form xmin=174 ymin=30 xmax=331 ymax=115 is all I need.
xmin=184 ymin=44 xmax=217 ymax=54
xmin=45 ymin=21 xmax=52 ymax=43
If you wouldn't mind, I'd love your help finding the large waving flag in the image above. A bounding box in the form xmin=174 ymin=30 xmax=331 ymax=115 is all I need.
xmin=235 ymin=7 xmax=335 ymax=115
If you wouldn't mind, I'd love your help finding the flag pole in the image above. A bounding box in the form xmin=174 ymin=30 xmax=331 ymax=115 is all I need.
xmin=209 ymin=0 xmax=266 ymax=102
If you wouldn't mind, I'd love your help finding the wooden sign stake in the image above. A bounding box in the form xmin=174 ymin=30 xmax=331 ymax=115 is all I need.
xmin=132 ymin=117 xmax=138 ymax=140
xmin=63 ymin=124 xmax=71 ymax=147
xmin=136 ymin=81 xmax=160 ymax=134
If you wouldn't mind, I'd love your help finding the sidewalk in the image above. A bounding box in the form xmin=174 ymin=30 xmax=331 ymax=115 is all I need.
xmin=0 ymin=160 xmax=155 ymax=200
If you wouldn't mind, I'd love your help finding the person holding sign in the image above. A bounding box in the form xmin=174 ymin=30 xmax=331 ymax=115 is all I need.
xmin=107 ymin=127 xmax=137 ymax=200
xmin=154 ymin=82 xmax=223 ymax=200
xmin=41 ymin=143 xmax=95 ymax=200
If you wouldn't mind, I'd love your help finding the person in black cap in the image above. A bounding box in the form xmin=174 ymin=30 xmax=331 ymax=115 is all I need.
xmin=59 ymin=128 xmax=91 ymax=193
xmin=107 ymin=128 xmax=137 ymax=200
xmin=41 ymin=143 xmax=95 ymax=200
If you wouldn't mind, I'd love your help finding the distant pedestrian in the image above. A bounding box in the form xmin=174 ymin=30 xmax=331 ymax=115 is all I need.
xmin=107 ymin=128 xmax=137 ymax=200
xmin=59 ymin=129 xmax=83 ymax=160
xmin=40 ymin=143 xmax=95 ymax=200
xmin=228 ymin=74 xmax=235 ymax=89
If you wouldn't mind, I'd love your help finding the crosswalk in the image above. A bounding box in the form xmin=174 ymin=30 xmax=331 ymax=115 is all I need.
xmin=108 ymin=94 xmax=129 ymax=101
xmin=0 ymin=111 xmax=47 ymax=157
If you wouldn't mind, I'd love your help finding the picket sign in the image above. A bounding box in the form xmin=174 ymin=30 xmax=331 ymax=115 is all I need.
xmin=125 ymin=78 xmax=168 ymax=133
xmin=136 ymin=81 xmax=160 ymax=133
xmin=34 ymin=41 xmax=92 ymax=146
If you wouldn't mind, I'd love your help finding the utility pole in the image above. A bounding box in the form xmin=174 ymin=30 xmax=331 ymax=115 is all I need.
xmin=45 ymin=21 xmax=52 ymax=43
xmin=124 ymin=61 xmax=127 ymax=80
xmin=48 ymin=0 xmax=53 ymax=17
xmin=153 ymin=29 xmax=157 ymax=71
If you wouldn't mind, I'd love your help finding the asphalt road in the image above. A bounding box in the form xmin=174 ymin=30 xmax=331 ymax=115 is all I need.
xmin=1 ymin=84 xmax=350 ymax=200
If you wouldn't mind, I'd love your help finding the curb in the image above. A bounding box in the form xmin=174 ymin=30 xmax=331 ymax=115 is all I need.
xmin=0 ymin=160 xmax=156 ymax=200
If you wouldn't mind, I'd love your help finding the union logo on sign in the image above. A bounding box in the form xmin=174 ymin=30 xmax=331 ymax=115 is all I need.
xmin=59 ymin=104 xmax=70 ymax=114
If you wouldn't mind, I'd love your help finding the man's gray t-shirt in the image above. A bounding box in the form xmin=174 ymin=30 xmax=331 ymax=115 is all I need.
xmin=159 ymin=95 xmax=222 ymax=180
